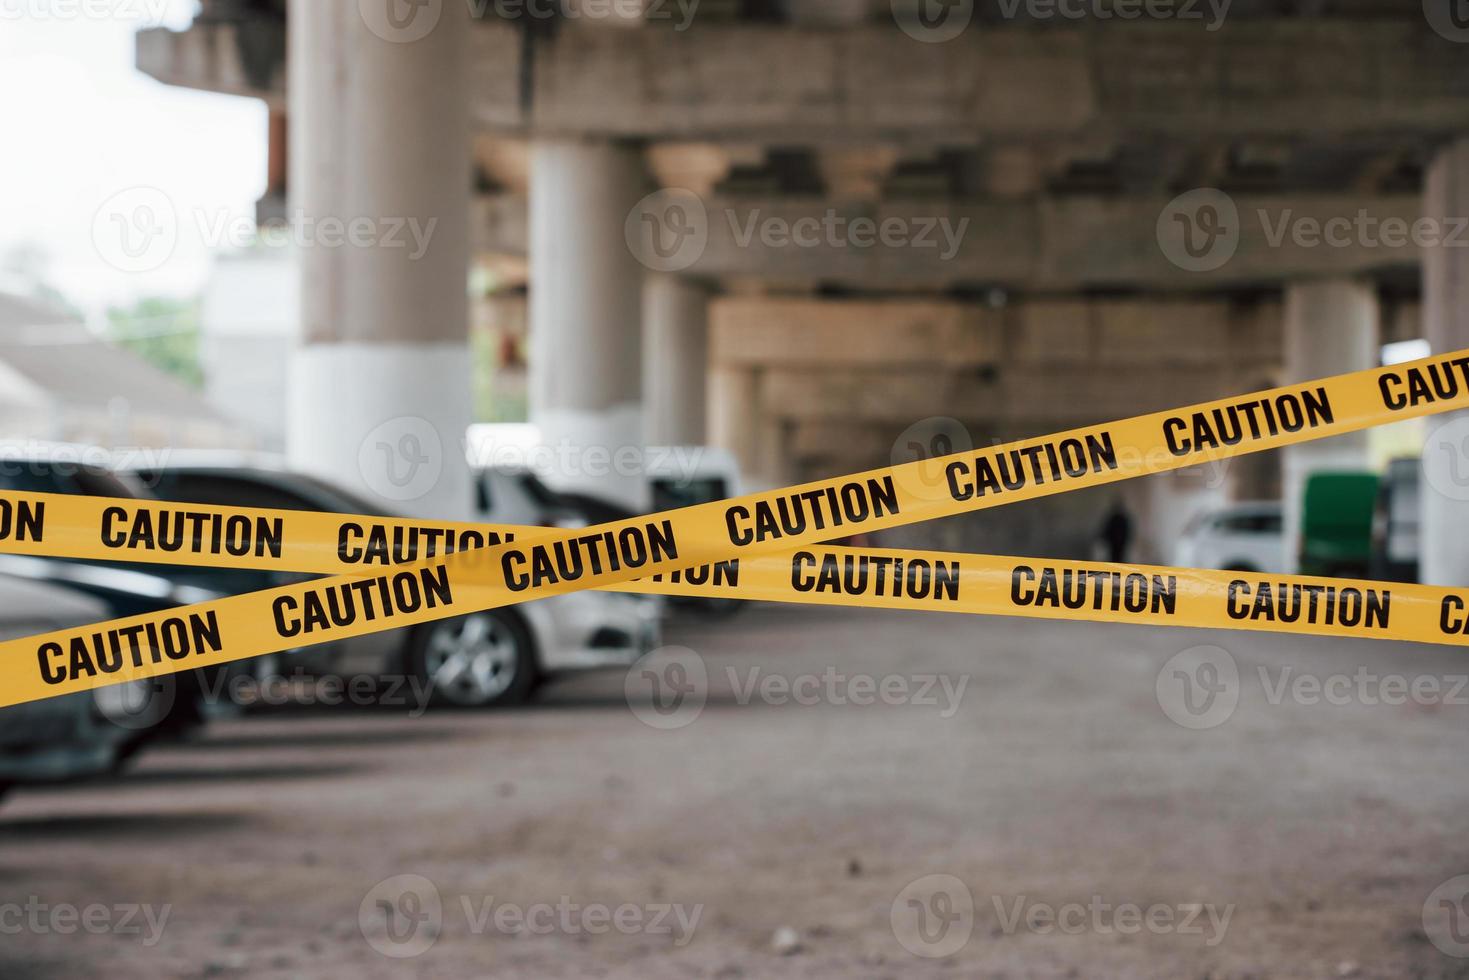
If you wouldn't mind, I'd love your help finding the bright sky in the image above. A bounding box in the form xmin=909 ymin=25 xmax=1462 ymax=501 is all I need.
xmin=0 ymin=1 xmax=268 ymax=320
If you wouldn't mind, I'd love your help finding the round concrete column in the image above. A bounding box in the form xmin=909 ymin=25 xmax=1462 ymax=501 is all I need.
xmin=287 ymin=0 xmax=472 ymax=519
xmin=1131 ymin=470 xmax=1230 ymax=566
xmin=643 ymin=274 xmax=710 ymax=447
xmin=1422 ymin=138 xmax=1469 ymax=586
xmin=529 ymin=139 xmax=647 ymax=507
xmin=709 ymin=367 xmax=759 ymax=481
xmin=1281 ymin=279 xmax=1378 ymax=571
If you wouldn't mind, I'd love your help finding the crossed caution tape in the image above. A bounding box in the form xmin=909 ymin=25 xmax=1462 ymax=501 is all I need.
xmin=1 ymin=350 xmax=1468 ymax=708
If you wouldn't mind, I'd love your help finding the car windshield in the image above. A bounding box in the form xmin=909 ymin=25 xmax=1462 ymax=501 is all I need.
xmin=1215 ymin=510 xmax=1282 ymax=534
xmin=515 ymin=471 xmax=561 ymax=507
xmin=79 ymin=466 xmax=148 ymax=500
xmin=0 ymin=459 xmax=146 ymax=500
xmin=282 ymin=473 xmax=397 ymax=518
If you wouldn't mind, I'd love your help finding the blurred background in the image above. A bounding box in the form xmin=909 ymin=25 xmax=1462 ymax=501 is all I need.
xmin=4 ymin=2 xmax=1469 ymax=978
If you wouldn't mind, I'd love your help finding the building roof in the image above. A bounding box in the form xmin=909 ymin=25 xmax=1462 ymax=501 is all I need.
xmin=0 ymin=292 xmax=229 ymax=423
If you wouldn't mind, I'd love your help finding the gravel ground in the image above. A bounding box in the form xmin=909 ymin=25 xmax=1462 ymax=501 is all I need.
xmin=4 ymin=603 xmax=1469 ymax=979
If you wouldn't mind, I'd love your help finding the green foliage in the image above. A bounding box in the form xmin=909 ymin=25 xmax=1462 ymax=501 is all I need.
xmin=106 ymin=296 xmax=204 ymax=389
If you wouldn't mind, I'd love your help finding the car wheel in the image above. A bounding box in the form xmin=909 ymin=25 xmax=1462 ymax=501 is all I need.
xmin=409 ymin=610 xmax=538 ymax=708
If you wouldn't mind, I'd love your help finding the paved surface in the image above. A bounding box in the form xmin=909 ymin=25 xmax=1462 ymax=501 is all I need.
xmin=4 ymin=604 xmax=1469 ymax=978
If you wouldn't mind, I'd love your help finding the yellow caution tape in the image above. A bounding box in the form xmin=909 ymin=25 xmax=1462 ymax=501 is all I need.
xmin=7 ymin=494 xmax=1463 ymax=645
xmin=625 ymin=546 xmax=1469 ymax=649
xmin=0 ymin=349 xmax=1466 ymax=707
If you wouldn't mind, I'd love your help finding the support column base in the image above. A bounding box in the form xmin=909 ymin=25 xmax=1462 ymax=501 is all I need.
xmin=288 ymin=343 xmax=473 ymax=521
xmin=531 ymin=404 xmax=647 ymax=510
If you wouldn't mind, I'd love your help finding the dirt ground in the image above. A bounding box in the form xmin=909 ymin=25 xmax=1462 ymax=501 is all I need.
xmin=5 ymin=603 xmax=1469 ymax=979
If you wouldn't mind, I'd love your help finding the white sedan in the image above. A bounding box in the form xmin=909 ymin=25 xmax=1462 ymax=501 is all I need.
xmin=1173 ymin=501 xmax=1286 ymax=574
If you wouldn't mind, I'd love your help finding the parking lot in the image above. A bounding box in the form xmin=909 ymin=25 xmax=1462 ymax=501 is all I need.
xmin=5 ymin=603 xmax=1469 ymax=979
xmin=11 ymin=5 xmax=1469 ymax=979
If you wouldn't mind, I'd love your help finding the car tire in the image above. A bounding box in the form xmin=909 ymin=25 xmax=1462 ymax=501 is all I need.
xmin=408 ymin=610 xmax=538 ymax=708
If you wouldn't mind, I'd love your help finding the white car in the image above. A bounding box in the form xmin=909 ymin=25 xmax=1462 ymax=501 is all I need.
xmin=1174 ymin=501 xmax=1286 ymax=574
xmin=124 ymin=454 xmax=661 ymax=708
xmin=645 ymin=445 xmax=744 ymax=510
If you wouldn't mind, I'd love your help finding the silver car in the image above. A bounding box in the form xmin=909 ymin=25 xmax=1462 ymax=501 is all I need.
xmin=123 ymin=453 xmax=662 ymax=709
xmin=0 ymin=576 xmax=159 ymax=803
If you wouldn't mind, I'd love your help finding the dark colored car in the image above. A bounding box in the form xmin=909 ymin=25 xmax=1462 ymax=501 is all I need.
xmin=0 ymin=447 xmax=251 ymax=730
xmin=0 ymin=575 xmax=163 ymax=803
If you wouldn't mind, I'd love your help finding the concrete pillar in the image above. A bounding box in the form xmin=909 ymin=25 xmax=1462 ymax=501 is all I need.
xmin=1131 ymin=470 xmax=1230 ymax=565
xmin=754 ymin=411 xmax=791 ymax=489
xmin=287 ymin=1 xmax=472 ymax=519
xmin=1281 ymin=279 xmax=1379 ymax=570
xmin=1422 ymin=139 xmax=1469 ymax=586
xmin=640 ymin=143 xmax=726 ymax=451
xmin=709 ymin=367 xmax=760 ymax=483
xmin=646 ymin=143 xmax=731 ymax=199
xmin=475 ymin=137 xmax=530 ymax=194
xmin=258 ymin=110 xmax=288 ymax=224
xmin=984 ymin=146 xmax=1043 ymax=200
xmin=706 ymin=367 xmax=786 ymax=491
xmin=529 ymin=139 xmax=647 ymax=508
xmin=643 ymin=275 xmax=710 ymax=447
xmin=815 ymin=146 xmax=899 ymax=202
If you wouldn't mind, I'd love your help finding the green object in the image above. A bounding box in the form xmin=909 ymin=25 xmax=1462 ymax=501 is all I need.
xmin=106 ymin=296 xmax=204 ymax=389
xmin=1299 ymin=471 xmax=1380 ymax=578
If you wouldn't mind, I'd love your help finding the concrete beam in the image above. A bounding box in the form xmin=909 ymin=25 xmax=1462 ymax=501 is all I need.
xmin=137 ymin=19 xmax=286 ymax=108
xmin=785 ymin=418 xmax=1232 ymax=471
xmin=788 ymin=421 xmax=896 ymax=463
xmin=759 ymin=364 xmax=1272 ymax=425
xmin=476 ymin=192 xmax=1424 ymax=289
xmin=714 ymin=295 xmax=1282 ymax=426
xmin=140 ymin=20 xmax=1469 ymax=143
xmin=513 ymin=21 xmax=1469 ymax=141
xmin=710 ymin=297 xmax=1003 ymax=369
xmin=1007 ymin=297 xmax=1283 ymax=369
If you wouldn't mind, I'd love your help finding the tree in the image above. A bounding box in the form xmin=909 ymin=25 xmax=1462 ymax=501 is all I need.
xmin=106 ymin=296 xmax=204 ymax=389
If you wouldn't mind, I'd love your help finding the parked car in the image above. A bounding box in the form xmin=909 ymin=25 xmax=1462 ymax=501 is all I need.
xmin=474 ymin=454 xmax=748 ymax=616
xmin=645 ymin=446 xmax=744 ymax=513
xmin=1173 ymin=501 xmax=1286 ymax=573
xmin=0 ymin=552 xmax=242 ymax=734
xmin=642 ymin=447 xmax=747 ymax=615
xmin=0 ymin=444 xmax=251 ymax=730
xmin=476 ymin=464 xmax=599 ymax=528
xmin=125 ymin=453 xmax=662 ymax=708
xmin=1370 ymin=457 xmax=1420 ymax=583
xmin=0 ymin=574 xmax=164 ymax=803
xmin=1299 ymin=471 xmax=1379 ymax=578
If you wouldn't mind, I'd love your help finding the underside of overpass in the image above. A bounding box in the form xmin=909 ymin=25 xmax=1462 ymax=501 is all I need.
xmin=137 ymin=0 xmax=1469 ymax=576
